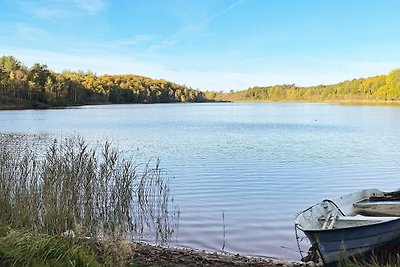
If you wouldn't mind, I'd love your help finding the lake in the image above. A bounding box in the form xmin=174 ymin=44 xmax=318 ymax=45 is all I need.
xmin=1 ymin=102 xmax=400 ymax=260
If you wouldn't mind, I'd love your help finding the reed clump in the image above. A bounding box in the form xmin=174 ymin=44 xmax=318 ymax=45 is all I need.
xmin=0 ymin=136 xmax=177 ymax=242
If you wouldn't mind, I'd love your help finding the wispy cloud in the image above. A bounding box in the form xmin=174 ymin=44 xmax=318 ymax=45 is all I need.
xmin=71 ymin=0 xmax=106 ymax=14
xmin=0 ymin=47 xmax=270 ymax=90
xmin=29 ymin=6 xmax=69 ymax=20
xmin=13 ymin=23 xmax=51 ymax=42
xmin=19 ymin=0 xmax=106 ymax=19
xmin=114 ymin=35 xmax=159 ymax=47
xmin=199 ymin=0 xmax=243 ymax=27
xmin=149 ymin=0 xmax=244 ymax=52
xmin=1 ymin=46 xmax=397 ymax=92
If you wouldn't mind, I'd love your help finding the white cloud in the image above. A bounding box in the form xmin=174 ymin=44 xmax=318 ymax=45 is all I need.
xmin=29 ymin=6 xmax=69 ymax=19
xmin=289 ymin=56 xmax=400 ymax=85
xmin=149 ymin=0 xmax=243 ymax=52
xmin=71 ymin=0 xmax=106 ymax=14
xmin=13 ymin=24 xmax=51 ymax=41
xmin=1 ymin=47 xmax=398 ymax=92
xmin=114 ymin=35 xmax=159 ymax=47
xmin=19 ymin=0 xmax=106 ymax=19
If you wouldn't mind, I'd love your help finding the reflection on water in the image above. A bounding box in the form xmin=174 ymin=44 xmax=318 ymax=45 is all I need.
xmin=1 ymin=102 xmax=400 ymax=260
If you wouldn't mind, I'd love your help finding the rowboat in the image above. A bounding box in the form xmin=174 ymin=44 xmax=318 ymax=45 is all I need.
xmin=294 ymin=189 xmax=400 ymax=266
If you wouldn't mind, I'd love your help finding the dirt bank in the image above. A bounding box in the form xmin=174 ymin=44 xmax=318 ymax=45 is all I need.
xmin=119 ymin=242 xmax=316 ymax=267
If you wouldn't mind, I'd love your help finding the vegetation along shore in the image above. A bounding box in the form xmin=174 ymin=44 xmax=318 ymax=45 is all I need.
xmin=0 ymin=56 xmax=208 ymax=109
xmin=0 ymin=134 xmax=315 ymax=266
xmin=1 ymin=56 xmax=400 ymax=110
xmin=207 ymin=70 xmax=400 ymax=104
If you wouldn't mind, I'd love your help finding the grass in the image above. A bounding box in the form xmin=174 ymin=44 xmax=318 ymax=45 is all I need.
xmin=0 ymin=223 xmax=101 ymax=266
xmin=0 ymin=135 xmax=178 ymax=266
xmin=338 ymin=251 xmax=400 ymax=267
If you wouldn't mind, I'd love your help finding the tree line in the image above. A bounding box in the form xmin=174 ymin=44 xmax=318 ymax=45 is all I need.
xmin=2 ymin=55 xmax=400 ymax=107
xmin=0 ymin=56 xmax=208 ymax=108
xmin=208 ymin=69 xmax=400 ymax=103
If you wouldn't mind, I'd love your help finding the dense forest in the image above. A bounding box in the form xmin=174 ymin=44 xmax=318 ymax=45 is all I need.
xmin=207 ymin=69 xmax=400 ymax=103
xmin=0 ymin=56 xmax=208 ymax=108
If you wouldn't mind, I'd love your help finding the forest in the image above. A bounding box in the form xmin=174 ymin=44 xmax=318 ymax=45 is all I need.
xmin=207 ymin=69 xmax=400 ymax=103
xmin=2 ymin=55 xmax=400 ymax=108
xmin=0 ymin=56 xmax=208 ymax=108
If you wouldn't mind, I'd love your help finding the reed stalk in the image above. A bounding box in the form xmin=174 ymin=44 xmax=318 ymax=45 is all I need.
xmin=0 ymin=135 xmax=177 ymax=243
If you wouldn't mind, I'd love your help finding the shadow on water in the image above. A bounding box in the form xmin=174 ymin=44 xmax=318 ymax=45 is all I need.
xmin=0 ymin=134 xmax=178 ymax=244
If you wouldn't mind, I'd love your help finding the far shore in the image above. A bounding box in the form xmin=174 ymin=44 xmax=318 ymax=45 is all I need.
xmin=214 ymin=99 xmax=400 ymax=106
xmin=2 ymin=99 xmax=400 ymax=111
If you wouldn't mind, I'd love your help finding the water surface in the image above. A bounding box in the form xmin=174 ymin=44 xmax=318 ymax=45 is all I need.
xmin=2 ymin=102 xmax=400 ymax=260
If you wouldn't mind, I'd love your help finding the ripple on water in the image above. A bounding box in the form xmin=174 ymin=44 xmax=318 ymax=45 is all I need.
xmin=1 ymin=102 xmax=400 ymax=260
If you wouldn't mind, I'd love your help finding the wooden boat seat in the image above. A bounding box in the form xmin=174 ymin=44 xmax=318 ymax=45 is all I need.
xmin=369 ymin=191 xmax=400 ymax=201
xmin=353 ymin=200 xmax=400 ymax=216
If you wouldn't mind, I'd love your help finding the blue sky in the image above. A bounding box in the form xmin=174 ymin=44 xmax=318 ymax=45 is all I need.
xmin=1 ymin=0 xmax=400 ymax=91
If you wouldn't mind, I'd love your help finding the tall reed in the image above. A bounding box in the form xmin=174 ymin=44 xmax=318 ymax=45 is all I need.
xmin=0 ymin=135 xmax=177 ymax=242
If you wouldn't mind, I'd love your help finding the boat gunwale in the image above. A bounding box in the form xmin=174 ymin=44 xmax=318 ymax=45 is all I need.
xmin=298 ymin=217 xmax=400 ymax=236
xmin=294 ymin=189 xmax=400 ymax=265
xmin=294 ymin=196 xmax=400 ymax=233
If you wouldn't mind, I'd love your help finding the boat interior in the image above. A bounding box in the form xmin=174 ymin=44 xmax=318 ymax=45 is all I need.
xmin=295 ymin=189 xmax=400 ymax=231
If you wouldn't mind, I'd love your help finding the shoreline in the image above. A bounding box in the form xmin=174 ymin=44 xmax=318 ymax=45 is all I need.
xmin=1 ymin=99 xmax=400 ymax=111
xmin=0 ymin=101 xmax=220 ymax=111
xmin=213 ymin=99 xmax=400 ymax=106
xmin=94 ymin=241 xmax=316 ymax=267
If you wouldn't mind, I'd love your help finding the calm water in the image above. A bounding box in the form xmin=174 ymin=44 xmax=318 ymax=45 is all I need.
xmin=2 ymin=102 xmax=400 ymax=260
